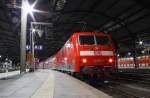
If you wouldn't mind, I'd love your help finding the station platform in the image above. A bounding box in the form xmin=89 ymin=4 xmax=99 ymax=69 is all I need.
xmin=0 ymin=70 xmax=20 ymax=79
xmin=0 ymin=69 xmax=112 ymax=98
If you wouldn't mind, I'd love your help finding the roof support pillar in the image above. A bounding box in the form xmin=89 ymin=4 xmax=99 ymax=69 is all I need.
xmin=132 ymin=38 xmax=138 ymax=68
xmin=20 ymin=0 xmax=27 ymax=74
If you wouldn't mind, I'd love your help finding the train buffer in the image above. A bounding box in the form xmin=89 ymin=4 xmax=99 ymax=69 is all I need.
xmin=0 ymin=69 xmax=112 ymax=98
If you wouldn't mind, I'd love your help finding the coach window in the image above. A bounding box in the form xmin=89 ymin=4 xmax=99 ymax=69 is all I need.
xmin=79 ymin=35 xmax=95 ymax=45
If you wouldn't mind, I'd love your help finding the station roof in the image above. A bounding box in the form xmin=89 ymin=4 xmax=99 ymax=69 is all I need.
xmin=0 ymin=0 xmax=150 ymax=61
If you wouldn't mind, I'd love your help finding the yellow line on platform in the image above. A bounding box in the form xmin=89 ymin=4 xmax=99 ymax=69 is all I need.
xmin=31 ymin=73 xmax=54 ymax=98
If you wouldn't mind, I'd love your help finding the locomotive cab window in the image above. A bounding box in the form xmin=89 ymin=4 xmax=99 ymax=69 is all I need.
xmin=96 ymin=36 xmax=110 ymax=46
xmin=79 ymin=35 xmax=95 ymax=45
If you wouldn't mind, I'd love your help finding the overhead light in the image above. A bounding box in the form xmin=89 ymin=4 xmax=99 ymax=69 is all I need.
xmin=39 ymin=45 xmax=43 ymax=50
xmin=21 ymin=0 xmax=45 ymax=21
xmin=56 ymin=0 xmax=66 ymax=10
xmin=139 ymin=40 xmax=143 ymax=45
xmin=32 ymin=28 xmax=36 ymax=32
xmin=35 ymin=45 xmax=38 ymax=49
xmin=23 ymin=1 xmax=33 ymax=14
xmin=128 ymin=52 xmax=131 ymax=56
xmin=141 ymin=50 xmax=145 ymax=54
xmin=117 ymin=54 xmax=120 ymax=57
xmin=0 ymin=55 xmax=1 ymax=58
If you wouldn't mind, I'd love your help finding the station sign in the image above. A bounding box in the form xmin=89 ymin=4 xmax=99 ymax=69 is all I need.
xmin=26 ymin=45 xmax=43 ymax=50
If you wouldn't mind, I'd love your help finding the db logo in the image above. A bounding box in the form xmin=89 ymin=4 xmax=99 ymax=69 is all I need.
xmin=94 ymin=51 xmax=101 ymax=55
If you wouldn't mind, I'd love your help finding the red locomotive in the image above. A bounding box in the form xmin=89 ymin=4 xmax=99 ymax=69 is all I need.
xmin=51 ymin=32 xmax=117 ymax=74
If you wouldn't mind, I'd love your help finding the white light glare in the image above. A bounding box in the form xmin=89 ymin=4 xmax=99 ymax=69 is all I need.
xmin=64 ymin=57 xmax=67 ymax=60
xmin=22 ymin=0 xmax=45 ymax=21
xmin=32 ymin=28 xmax=36 ymax=32
xmin=82 ymin=58 xmax=87 ymax=63
xmin=23 ymin=1 xmax=34 ymax=15
xmin=39 ymin=45 xmax=43 ymax=50
xmin=109 ymin=58 xmax=113 ymax=63
xmin=35 ymin=45 xmax=38 ymax=49
xmin=128 ymin=52 xmax=131 ymax=56
xmin=21 ymin=0 xmax=48 ymax=21
xmin=45 ymin=61 xmax=48 ymax=64
xmin=117 ymin=54 xmax=120 ymax=57
xmin=141 ymin=50 xmax=145 ymax=54
xmin=139 ymin=40 xmax=143 ymax=45
xmin=26 ymin=45 xmax=30 ymax=50
xmin=0 ymin=55 xmax=1 ymax=58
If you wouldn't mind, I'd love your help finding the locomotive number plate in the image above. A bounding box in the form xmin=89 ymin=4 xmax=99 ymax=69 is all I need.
xmin=94 ymin=59 xmax=105 ymax=62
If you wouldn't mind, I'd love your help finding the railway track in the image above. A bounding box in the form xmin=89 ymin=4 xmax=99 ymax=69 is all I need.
xmin=99 ymin=84 xmax=140 ymax=98
xmin=74 ymin=74 xmax=150 ymax=98
xmin=60 ymin=70 xmax=150 ymax=98
xmin=112 ymin=73 xmax=150 ymax=88
xmin=95 ymin=80 xmax=150 ymax=98
xmin=112 ymin=72 xmax=150 ymax=82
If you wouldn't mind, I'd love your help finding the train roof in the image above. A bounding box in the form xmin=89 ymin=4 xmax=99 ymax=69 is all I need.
xmin=74 ymin=32 xmax=111 ymax=36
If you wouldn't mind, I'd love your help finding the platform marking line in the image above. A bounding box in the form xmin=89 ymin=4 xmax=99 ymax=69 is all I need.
xmin=31 ymin=73 xmax=54 ymax=98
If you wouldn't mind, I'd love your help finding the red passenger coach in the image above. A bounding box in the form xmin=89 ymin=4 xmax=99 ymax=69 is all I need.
xmin=54 ymin=32 xmax=117 ymax=74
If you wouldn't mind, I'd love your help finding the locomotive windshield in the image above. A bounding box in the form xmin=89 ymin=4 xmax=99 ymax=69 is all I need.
xmin=79 ymin=35 xmax=95 ymax=45
xmin=96 ymin=36 xmax=110 ymax=46
xmin=79 ymin=35 xmax=111 ymax=46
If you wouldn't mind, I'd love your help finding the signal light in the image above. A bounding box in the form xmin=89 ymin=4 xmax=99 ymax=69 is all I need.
xmin=82 ymin=58 xmax=87 ymax=63
xmin=109 ymin=58 xmax=113 ymax=63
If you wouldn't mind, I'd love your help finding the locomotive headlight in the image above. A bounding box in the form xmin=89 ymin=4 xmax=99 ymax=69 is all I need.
xmin=109 ymin=58 xmax=113 ymax=63
xmin=82 ymin=58 xmax=87 ymax=63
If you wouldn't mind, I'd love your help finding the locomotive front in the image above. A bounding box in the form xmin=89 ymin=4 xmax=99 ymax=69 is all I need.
xmin=76 ymin=32 xmax=116 ymax=73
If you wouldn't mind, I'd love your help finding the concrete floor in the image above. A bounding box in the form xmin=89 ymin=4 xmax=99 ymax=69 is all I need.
xmin=0 ymin=69 xmax=113 ymax=98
